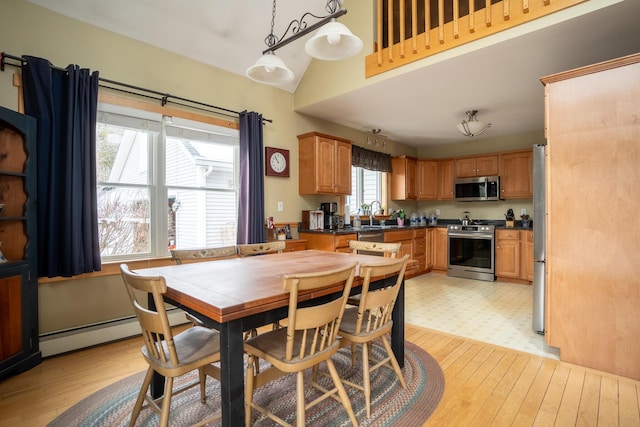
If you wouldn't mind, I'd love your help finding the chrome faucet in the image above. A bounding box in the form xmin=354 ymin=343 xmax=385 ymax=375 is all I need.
xmin=369 ymin=200 xmax=381 ymax=226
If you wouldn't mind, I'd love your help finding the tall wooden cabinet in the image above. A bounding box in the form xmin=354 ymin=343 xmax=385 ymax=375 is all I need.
xmin=298 ymin=132 xmax=351 ymax=195
xmin=541 ymin=53 xmax=640 ymax=380
xmin=0 ymin=106 xmax=40 ymax=379
xmin=390 ymin=156 xmax=417 ymax=200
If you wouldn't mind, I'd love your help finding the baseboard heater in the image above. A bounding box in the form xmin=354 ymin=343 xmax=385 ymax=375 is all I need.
xmin=39 ymin=308 xmax=187 ymax=357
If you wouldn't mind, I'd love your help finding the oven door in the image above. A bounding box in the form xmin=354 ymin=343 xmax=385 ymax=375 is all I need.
xmin=447 ymin=231 xmax=495 ymax=281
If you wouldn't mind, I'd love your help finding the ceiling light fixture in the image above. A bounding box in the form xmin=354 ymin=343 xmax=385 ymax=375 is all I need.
xmin=246 ymin=0 xmax=363 ymax=85
xmin=457 ymin=110 xmax=492 ymax=137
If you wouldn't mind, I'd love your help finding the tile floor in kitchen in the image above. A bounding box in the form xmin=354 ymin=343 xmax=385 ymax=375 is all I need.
xmin=405 ymin=272 xmax=560 ymax=359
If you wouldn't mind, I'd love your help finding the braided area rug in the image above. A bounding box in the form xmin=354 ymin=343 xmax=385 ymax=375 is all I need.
xmin=48 ymin=341 xmax=444 ymax=426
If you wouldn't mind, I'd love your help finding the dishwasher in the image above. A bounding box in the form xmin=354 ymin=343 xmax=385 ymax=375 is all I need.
xmin=356 ymin=230 xmax=385 ymax=256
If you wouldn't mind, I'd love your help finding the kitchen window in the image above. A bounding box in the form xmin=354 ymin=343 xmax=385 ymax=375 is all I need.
xmin=96 ymin=104 xmax=239 ymax=261
xmin=349 ymin=167 xmax=384 ymax=215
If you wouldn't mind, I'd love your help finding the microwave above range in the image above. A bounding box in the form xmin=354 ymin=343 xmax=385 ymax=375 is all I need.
xmin=454 ymin=176 xmax=501 ymax=202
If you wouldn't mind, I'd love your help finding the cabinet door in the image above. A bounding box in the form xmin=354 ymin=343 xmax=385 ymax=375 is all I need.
xmin=425 ymin=228 xmax=434 ymax=268
xmin=432 ymin=228 xmax=448 ymax=270
xmin=438 ymin=160 xmax=454 ymax=199
xmin=333 ymin=140 xmax=352 ymax=194
xmin=315 ymin=136 xmax=338 ymax=193
xmin=417 ymin=160 xmax=437 ymax=200
xmin=391 ymin=156 xmax=417 ymax=200
xmin=406 ymin=157 xmax=417 ymax=199
xmin=523 ymin=231 xmax=533 ymax=281
xmin=476 ymin=155 xmax=499 ymax=176
xmin=500 ymin=150 xmax=533 ymax=199
xmin=454 ymin=157 xmax=477 ymax=177
xmin=495 ymin=230 xmax=521 ymax=278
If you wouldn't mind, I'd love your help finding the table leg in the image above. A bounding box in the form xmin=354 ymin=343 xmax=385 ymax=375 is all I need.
xmin=219 ymin=319 xmax=245 ymax=427
xmin=391 ymin=279 xmax=405 ymax=368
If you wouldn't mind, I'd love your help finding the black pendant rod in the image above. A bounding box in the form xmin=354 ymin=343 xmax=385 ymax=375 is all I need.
xmin=1 ymin=52 xmax=272 ymax=123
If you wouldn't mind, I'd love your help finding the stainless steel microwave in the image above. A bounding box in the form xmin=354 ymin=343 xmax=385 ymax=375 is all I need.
xmin=454 ymin=176 xmax=501 ymax=201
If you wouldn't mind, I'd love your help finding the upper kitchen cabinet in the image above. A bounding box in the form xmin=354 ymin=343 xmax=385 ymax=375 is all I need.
xmin=298 ymin=132 xmax=352 ymax=195
xmin=500 ymin=150 xmax=533 ymax=199
xmin=391 ymin=156 xmax=417 ymax=200
xmin=437 ymin=160 xmax=454 ymax=200
xmin=454 ymin=154 xmax=499 ymax=178
xmin=416 ymin=159 xmax=437 ymax=200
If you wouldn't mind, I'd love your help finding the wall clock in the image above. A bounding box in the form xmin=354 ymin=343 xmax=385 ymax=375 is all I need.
xmin=265 ymin=147 xmax=290 ymax=177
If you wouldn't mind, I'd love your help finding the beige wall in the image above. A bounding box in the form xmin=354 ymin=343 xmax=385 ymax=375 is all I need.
xmin=0 ymin=0 xmax=537 ymax=337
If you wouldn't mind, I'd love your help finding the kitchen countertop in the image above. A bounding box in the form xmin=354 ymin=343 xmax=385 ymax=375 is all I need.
xmin=299 ymin=219 xmax=533 ymax=234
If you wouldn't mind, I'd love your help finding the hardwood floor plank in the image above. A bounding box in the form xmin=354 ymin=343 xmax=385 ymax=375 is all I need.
xmin=533 ymin=364 xmax=571 ymax=426
xmin=576 ymin=371 xmax=601 ymax=426
xmin=618 ymin=381 xmax=640 ymax=427
xmin=510 ymin=357 xmax=557 ymax=425
xmin=555 ymin=368 xmax=585 ymax=426
xmin=599 ymin=375 xmax=620 ymax=426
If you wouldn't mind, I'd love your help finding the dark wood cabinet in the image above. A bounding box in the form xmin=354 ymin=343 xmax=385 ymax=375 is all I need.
xmin=0 ymin=106 xmax=40 ymax=379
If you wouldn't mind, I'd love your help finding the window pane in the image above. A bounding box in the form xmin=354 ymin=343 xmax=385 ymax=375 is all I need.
xmin=166 ymin=137 xmax=235 ymax=189
xmin=97 ymin=186 xmax=150 ymax=256
xmin=97 ymin=123 xmax=151 ymax=185
xmin=169 ymin=189 xmax=237 ymax=249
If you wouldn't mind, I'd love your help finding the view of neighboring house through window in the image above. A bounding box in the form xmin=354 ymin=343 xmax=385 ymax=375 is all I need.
xmin=96 ymin=104 xmax=239 ymax=260
xmin=349 ymin=167 xmax=383 ymax=216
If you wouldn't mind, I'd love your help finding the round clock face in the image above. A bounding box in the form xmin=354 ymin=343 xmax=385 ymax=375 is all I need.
xmin=270 ymin=152 xmax=287 ymax=173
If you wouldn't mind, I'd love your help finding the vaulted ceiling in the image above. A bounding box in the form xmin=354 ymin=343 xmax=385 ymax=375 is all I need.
xmin=27 ymin=0 xmax=640 ymax=147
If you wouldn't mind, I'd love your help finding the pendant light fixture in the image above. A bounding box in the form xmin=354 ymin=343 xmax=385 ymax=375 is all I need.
xmin=246 ymin=0 xmax=362 ymax=85
xmin=457 ymin=110 xmax=492 ymax=137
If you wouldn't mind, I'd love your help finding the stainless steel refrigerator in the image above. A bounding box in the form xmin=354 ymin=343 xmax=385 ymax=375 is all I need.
xmin=532 ymin=144 xmax=546 ymax=334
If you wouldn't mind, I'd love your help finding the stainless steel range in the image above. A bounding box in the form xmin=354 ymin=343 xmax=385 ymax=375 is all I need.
xmin=447 ymin=224 xmax=495 ymax=282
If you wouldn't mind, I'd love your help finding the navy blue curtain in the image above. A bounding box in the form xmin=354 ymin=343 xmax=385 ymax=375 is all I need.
xmin=237 ymin=111 xmax=265 ymax=244
xmin=22 ymin=56 xmax=101 ymax=277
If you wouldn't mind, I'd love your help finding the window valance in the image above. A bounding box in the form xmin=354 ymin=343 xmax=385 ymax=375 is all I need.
xmin=351 ymin=145 xmax=392 ymax=172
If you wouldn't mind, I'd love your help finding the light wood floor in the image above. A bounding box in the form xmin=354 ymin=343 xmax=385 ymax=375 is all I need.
xmin=1 ymin=324 xmax=639 ymax=426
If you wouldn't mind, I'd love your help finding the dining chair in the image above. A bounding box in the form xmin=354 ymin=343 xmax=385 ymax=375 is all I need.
xmin=171 ymin=245 xmax=237 ymax=327
xmin=347 ymin=240 xmax=401 ymax=306
xmin=243 ymin=262 xmax=360 ymax=427
xmin=337 ymin=255 xmax=409 ymax=418
xmin=120 ymin=264 xmax=222 ymax=427
xmin=170 ymin=245 xmax=237 ymax=264
xmin=236 ymin=241 xmax=286 ymax=256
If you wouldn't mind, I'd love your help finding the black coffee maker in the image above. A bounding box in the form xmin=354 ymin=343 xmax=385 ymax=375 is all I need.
xmin=320 ymin=202 xmax=339 ymax=230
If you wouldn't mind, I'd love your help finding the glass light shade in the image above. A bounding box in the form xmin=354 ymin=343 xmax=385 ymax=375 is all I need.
xmin=457 ymin=111 xmax=491 ymax=137
xmin=305 ymin=20 xmax=363 ymax=60
xmin=246 ymin=53 xmax=294 ymax=85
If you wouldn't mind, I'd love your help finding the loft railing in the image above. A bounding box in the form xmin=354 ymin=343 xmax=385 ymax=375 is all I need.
xmin=365 ymin=0 xmax=588 ymax=77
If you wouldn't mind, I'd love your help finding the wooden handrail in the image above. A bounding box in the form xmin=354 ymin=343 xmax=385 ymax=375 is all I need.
xmin=366 ymin=0 xmax=587 ymax=78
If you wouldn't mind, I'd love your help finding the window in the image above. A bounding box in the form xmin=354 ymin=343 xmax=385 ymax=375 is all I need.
xmin=96 ymin=104 xmax=239 ymax=260
xmin=349 ymin=167 xmax=383 ymax=215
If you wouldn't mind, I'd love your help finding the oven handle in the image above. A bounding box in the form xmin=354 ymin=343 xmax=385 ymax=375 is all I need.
xmin=448 ymin=232 xmax=494 ymax=239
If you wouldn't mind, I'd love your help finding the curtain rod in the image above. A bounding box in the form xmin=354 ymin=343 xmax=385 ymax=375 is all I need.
xmin=1 ymin=52 xmax=272 ymax=123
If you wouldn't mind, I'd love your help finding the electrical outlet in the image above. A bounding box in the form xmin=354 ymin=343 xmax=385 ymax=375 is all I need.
xmin=521 ymin=208 xmax=527 ymax=216
xmin=277 ymin=201 xmax=284 ymax=212
xmin=435 ymin=208 xmax=441 ymax=216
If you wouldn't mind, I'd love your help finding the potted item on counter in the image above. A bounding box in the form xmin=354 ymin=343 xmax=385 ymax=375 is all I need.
xmin=391 ymin=209 xmax=406 ymax=227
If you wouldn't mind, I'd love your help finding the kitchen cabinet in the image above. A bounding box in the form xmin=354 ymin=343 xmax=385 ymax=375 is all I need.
xmin=425 ymin=228 xmax=434 ymax=269
xmin=541 ymin=54 xmax=640 ymax=380
xmin=454 ymin=154 xmax=499 ymax=178
xmin=495 ymin=229 xmax=521 ymax=279
xmin=298 ymin=232 xmax=356 ymax=253
xmin=0 ymin=107 xmax=40 ymax=380
xmin=431 ymin=227 xmax=448 ymax=271
xmin=283 ymin=239 xmax=307 ymax=252
xmin=495 ymin=229 xmax=533 ymax=282
xmin=298 ymin=132 xmax=351 ymax=195
xmin=390 ymin=156 xmax=417 ymax=200
xmin=383 ymin=229 xmax=413 ymax=260
xmin=416 ymin=160 xmax=437 ymax=200
xmin=412 ymin=228 xmax=427 ymax=272
xmin=499 ymin=150 xmax=533 ymax=199
xmin=437 ymin=160 xmax=454 ymax=200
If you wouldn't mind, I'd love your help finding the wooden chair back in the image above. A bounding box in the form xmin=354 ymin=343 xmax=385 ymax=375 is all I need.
xmin=237 ymin=241 xmax=285 ymax=256
xmin=353 ymin=255 xmax=409 ymax=335
xmin=170 ymin=245 xmax=237 ymax=264
xmin=282 ymin=262 xmax=357 ymax=362
xmin=120 ymin=264 xmax=180 ymax=366
xmin=348 ymin=240 xmax=400 ymax=257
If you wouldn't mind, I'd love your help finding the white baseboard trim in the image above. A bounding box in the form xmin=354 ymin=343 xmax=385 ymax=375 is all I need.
xmin=39 ymin=309 xmax=188 ymax=357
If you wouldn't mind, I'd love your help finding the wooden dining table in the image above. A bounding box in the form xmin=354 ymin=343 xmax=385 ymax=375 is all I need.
xmin=135 ymin=249 xmax=406 ymax=427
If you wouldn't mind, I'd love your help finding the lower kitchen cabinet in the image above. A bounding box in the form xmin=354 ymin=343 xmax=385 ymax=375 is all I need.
xmin=431 ymin=228 xmax=448 ymax=271
xmin=298 ymin=232 xmax=356 ymax=253
xmin=412 ymin=228 xmax=426 ymax=272
xmin=495 ymin=229 xmax=533 ymax=283
xmin=283 ymin=239 xmax=307 ymax=252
